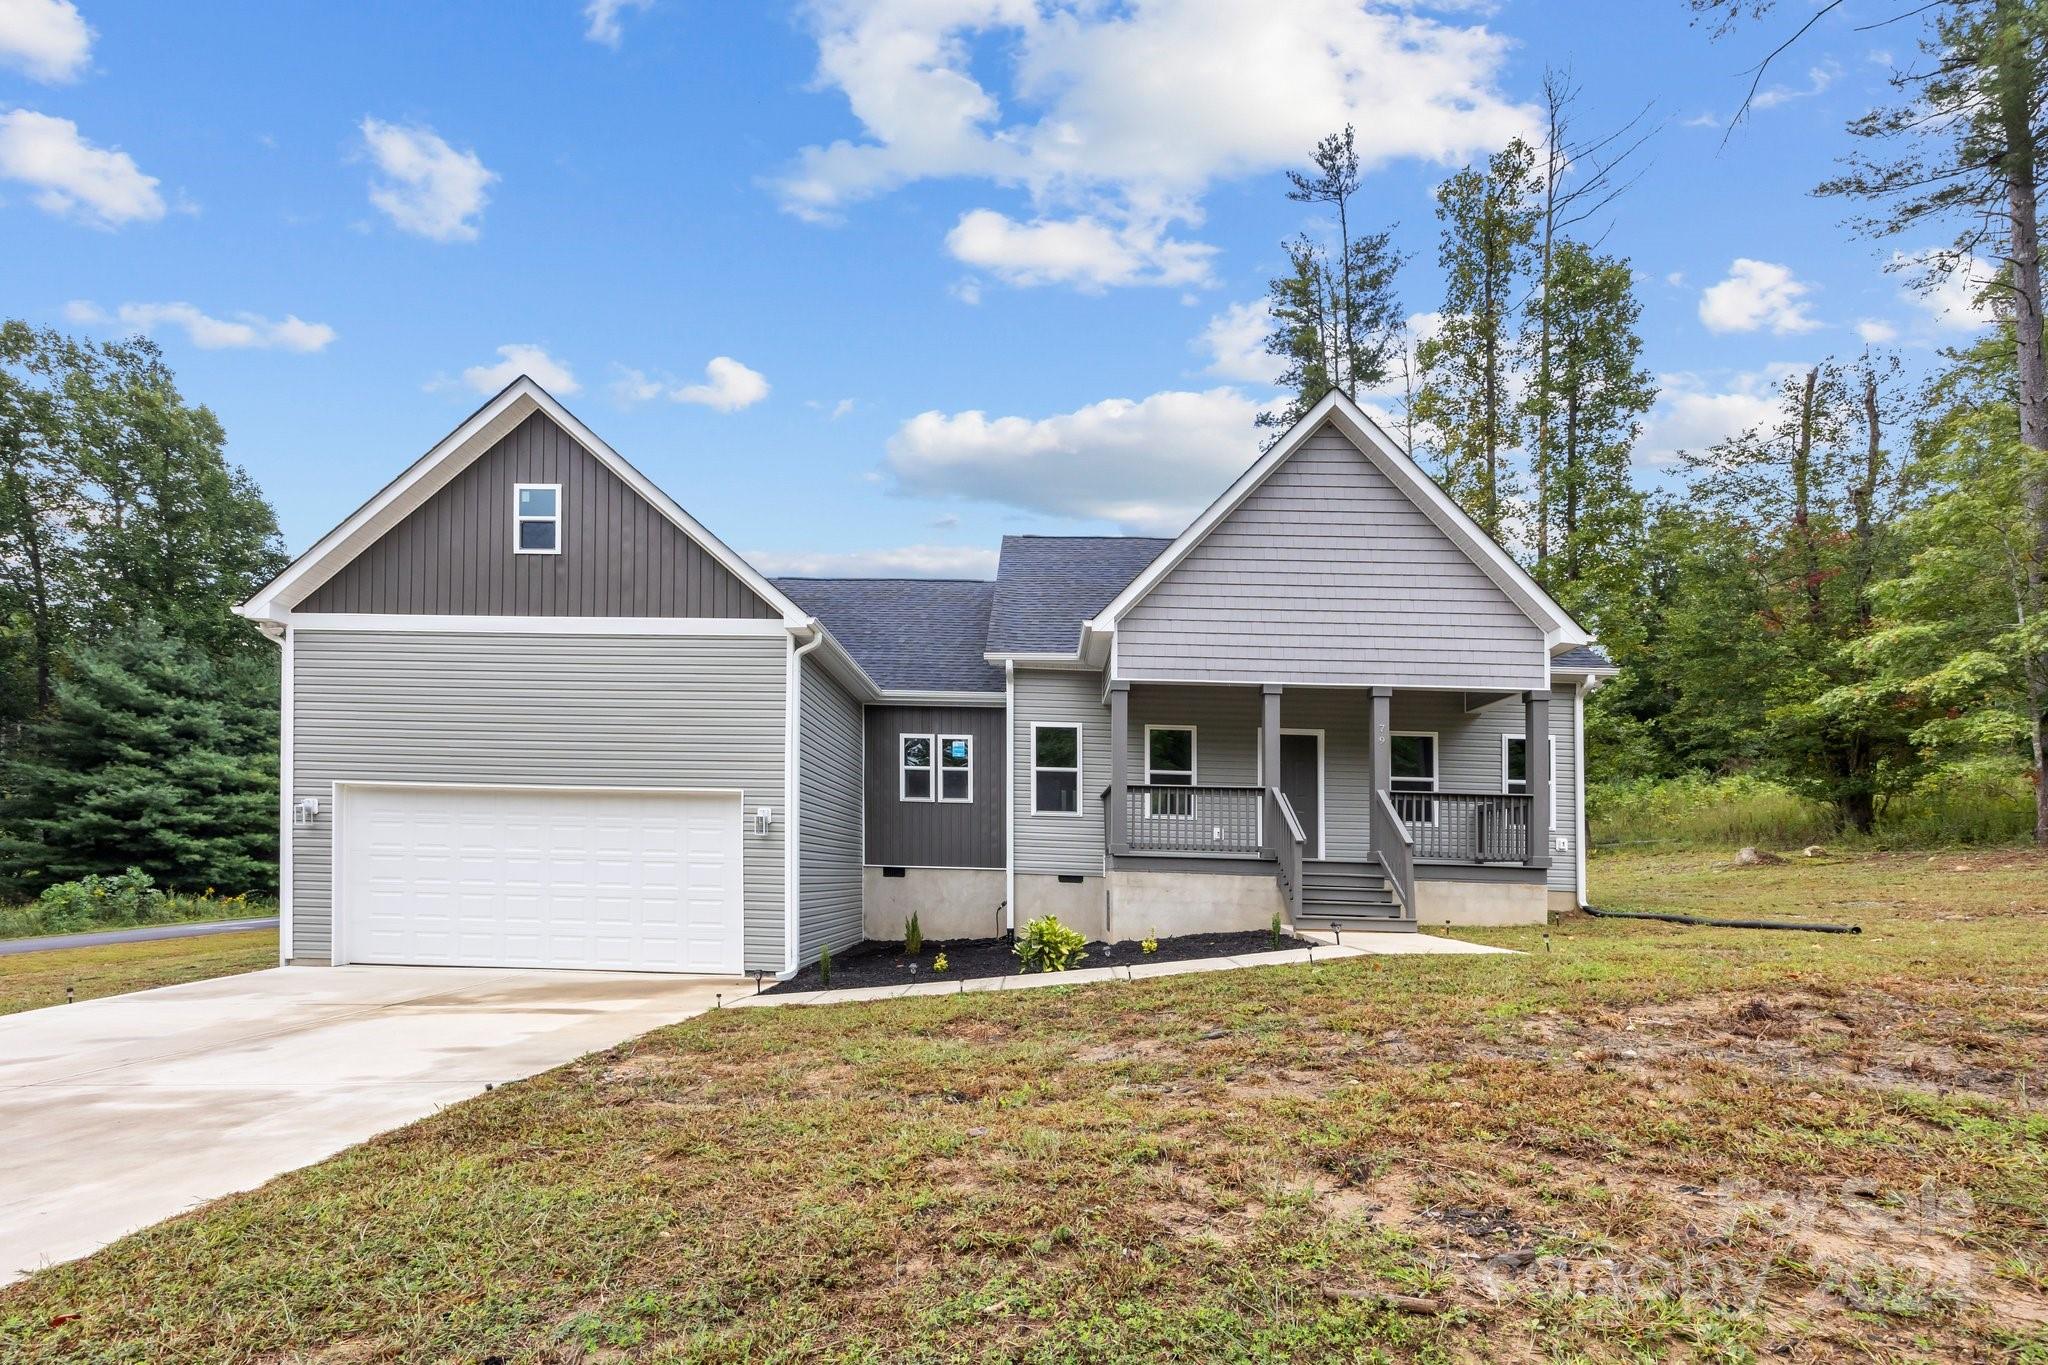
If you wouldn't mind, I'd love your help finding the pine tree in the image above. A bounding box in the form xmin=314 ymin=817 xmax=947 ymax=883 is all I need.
xmin=1414 ymin=139 xmax=1539 ymax=539
xmin=0 ymin=621 xmax=276 ymax=896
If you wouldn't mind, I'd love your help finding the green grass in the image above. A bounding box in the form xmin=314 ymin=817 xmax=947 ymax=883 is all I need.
xmin=3 ymin=852 xmax=2046 ymax=1362
xmin=0 ymin=928 xmax=277 ymax=1016
xmin=0 ymin=891 xmax=276 ymax=941
xmin=1589 ymin=769 xmax=2040 ymax=850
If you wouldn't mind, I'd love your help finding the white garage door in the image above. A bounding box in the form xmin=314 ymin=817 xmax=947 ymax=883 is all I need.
xmin=338 ymin=785 xmax=744 ymax=973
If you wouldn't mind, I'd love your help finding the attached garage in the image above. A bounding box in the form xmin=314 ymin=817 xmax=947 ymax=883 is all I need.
xmin=336 ymin=784 xmax=745 ymax=974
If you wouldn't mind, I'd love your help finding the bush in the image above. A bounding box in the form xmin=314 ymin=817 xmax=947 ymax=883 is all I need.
xmin=904 ymin=911 xmax=923 ymax=956
xmin=819 ymin=943 xmax=832 ymax=987
xmin=1013 ymin=915 xmax=1087 ymax=974
xmin=0 ymin=871 xmax=268 ymax=940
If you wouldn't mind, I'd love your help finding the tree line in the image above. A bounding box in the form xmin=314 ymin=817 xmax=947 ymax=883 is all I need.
xmin=1262 ymin=0 xmax=2048 ymax=847
xmin=0 ymin=324 xmax=286 ymax=897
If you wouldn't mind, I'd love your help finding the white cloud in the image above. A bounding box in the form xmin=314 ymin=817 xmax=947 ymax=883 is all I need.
xmin=1855 ymin=317 xmax=1899 ymax=344
xmin=358 ymin=117 xmax=495 ymax=242
xmin=0 ymin=110 xmax=162 ymax=226
xmin=0 ymin=0 xmax=91 ymax=82
xmin=461 ymin=343 xmax=578 ymax=396
xmin=885 ymin=387 xmax=1263 ymax=532
xmin=1680 ymin=112 xmax=1718 ymax=129
xmin=614 ymin=357 xmax=770 ymax=411
xmin=745 ymin=544 xmax=1000 ymax=578
xmin=1638 ymin=367 xmax=1800 ymax=466
xmin=1698 ymin=258 xmax=1820 ymax=335
xmin=776 ymin=0 xmax=1534 ymax=290
xmin=949 ymin=277 xmax=982 ymax=305
xmin=1198 ymin=299 xmax=1282 ymax=384
xmin=1750 ymin=61 xmax=1837 ymax=111
xmin=946 ymin=208 xmax=1215 ymax=290
xmin=65 ymin=299 xmax=335 ymax=352
xmin=583 ymin=0 xmax=652 ymax=47
xmin=1892 ymin=249 xmax=2001 ymax=332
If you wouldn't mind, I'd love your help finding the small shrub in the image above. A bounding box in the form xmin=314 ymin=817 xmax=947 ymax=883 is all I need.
xmin=1013 ymin=915 xmax=1087 ymax=974
xmin=819 ymin=943 xmax=832 ymax=987
xmin=904 ymin=911 xmax=923 ymax=956
xmin=1270 ymin=909 xmax=1284 ymax=948
xmin=31 ymin=869 xmax=166 ymax=932
xmin=1141 ymin=931 xmax=1159 ymax=955
xmin=932 ymin=952 xmax=949 ymax=973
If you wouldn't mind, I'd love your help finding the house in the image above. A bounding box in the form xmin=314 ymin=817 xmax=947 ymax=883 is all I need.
xmin=235 ymin=377 xmax=1615 ymax=976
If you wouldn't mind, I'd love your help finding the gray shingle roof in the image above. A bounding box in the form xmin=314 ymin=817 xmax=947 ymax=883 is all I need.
xmin=774 ymin=577 xmax=1004 ymax=693
xmin=1551 ymin=644 xmax=1615 ymax=671
xmin=986 ymin=535 xmax=1172 ymax=655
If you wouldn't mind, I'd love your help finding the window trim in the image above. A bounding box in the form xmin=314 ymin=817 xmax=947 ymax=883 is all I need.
xmin=1142 ymin=723 xmax=1197 ymax=818
xmin=1030 ymin=721 xmax=1084 ymax=818
xmin=898 ymin=732 xmax=934 ymax=803
xmin=1502 ymin=733 xmax=1559 ymax=831
xmin=937 ymin=733 xmax=973 ymax=804
xmin=1389 ymin=729 xmax=1439 ymax=827
xmin=513 ymin=482 xmax=563 ymax=557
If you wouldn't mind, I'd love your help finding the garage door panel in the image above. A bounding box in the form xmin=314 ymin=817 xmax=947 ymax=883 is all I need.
xmin=339 ymin=786 xmax=743 ymax=973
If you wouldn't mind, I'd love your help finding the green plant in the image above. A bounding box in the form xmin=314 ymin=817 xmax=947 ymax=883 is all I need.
xmin=932 ymin=952 xmax=948 ymax=973
xmin=1013 ymin=915 xmax=1087 ymax=974
xmin=818 ymin=943 xmax=831 ymax=987
xmin=904 ymin=911 xmax=923 ymax=956
xmin=1141 ymin=932 xmax=1159 ymax=955
xmin=31 ymin=869 xmax=166 ymax=933
xmin=1270 ymin=909 xmax=1284 ymax=947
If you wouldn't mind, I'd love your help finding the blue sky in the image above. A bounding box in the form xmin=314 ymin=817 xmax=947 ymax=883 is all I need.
xmin=2 ymin=0 xmax=1993 ymax=577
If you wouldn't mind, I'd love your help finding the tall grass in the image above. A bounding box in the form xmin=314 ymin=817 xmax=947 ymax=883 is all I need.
xmin=1590 ymin=767 xmax=2038 ymax=851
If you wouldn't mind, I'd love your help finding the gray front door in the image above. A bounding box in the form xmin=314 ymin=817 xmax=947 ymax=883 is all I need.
xmin=1279 ymin=732 xmax=1321 ymax=858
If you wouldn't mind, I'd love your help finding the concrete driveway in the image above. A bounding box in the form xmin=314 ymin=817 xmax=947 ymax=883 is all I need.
xmin=0 ymin=965 xmax=749 ymax=1284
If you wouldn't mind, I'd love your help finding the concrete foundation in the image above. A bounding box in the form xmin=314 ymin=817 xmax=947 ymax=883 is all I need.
xmin=1013 ymin=873 xmax=1108 ymax=940
xmin=1105 ymin=870 xmax=1286 ymax=943
xmin=1414 ymin=877 xmax=1548 ymax=927
xmin=1547 ymin=890 xmax=1578 ymax=918
xmin=862 ymin=866 xmax=1006 ymax=942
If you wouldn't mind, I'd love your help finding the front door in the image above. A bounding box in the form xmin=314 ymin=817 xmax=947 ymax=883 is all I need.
xmin=1279 ymin=732 xmax=1322 ymax=858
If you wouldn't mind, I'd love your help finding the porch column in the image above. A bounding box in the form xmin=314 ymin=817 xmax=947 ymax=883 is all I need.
xmin=1524 ymin=690 xmax=1551 ymax=871
xmin=1260 ymin=684 xmax=1282 ymax=855
xmin=1107 ymin=681 xmax=1130 ymax=856
xmin=1368 ymin=687 xmax=1392 ymax=851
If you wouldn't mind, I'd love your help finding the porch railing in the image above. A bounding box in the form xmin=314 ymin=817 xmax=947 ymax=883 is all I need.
xmin=1389 ymin=790 xmax=1533 ymax=863
xmin=1124 ymin=784 xmax=1263 ymax=855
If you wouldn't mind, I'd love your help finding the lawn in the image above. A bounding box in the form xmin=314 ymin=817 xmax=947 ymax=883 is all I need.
xmin=0 ymin=928 xmax=277 ymax=1017
xmin=3 ymin=851 xmax=2045 ymax=1363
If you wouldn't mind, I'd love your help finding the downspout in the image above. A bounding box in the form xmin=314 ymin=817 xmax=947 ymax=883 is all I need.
xmin=264 ymin=619 xmax=293 ymax=967
xmin=784 ymin=621 xmax=826 ymax=976
xmin=1574 ymin=678 xmax=1589 ymax=909
xmin=1004 ymin=658 xmax=1016 ymax=934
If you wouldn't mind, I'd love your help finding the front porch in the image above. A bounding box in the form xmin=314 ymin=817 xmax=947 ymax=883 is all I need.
xmin=1101 ymin=682 xmax=1556 ymax=930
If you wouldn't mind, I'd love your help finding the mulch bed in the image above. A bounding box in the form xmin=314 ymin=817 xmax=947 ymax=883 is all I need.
xmin=765 ymin=929 xmax=1313 ymax=995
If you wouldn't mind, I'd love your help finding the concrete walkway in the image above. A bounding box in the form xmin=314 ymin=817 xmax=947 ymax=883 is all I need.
xmin=0 ymin=916 xmax=279 ymax=956
xmin=0 ymin=964 xmax=746 ymax=1284
xmin=735 ymin=930 xmax=1512 ymax=1008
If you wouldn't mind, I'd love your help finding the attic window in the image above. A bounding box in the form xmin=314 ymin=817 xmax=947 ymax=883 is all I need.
xmin=514 ymin=483 xmax=561 ymax=555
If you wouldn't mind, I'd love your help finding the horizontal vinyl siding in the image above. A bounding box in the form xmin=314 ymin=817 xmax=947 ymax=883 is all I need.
xmin=291 ymin=630 xmax=788 ymax=970
xmin=1117 ymin=426 xmax=1547 ymax=689
xmin=1012 ymin=668 xmax=1110 ymax=876
xmin=798 ymin=657 xmax=863 ymax=961
xmin=865 ymin=706 xmax=1007 ymax=869
xmin=298 ymin=411 xmax=775 ymax=619
xmin=1392 ymin=690 xmax=1578 ymax=895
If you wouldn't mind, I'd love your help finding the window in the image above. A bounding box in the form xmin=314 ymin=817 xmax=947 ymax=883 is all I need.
xmin=1145 ymin=725 xmax=1195 ymax=816
xmin=1390 ymin=731 xmax=1437 ymax=824
xmin=1032 ymin=723 xmax=1081 ymax=815
xmin=514 ymin=483 xmax=561 ymax=555
xmin=899 ymin=734 xmax=933 ymax=801
xmin=1503 ymin=735 xmax=1559 ymax=830
xmin=938 ymin=734 xmax=973 ymax=802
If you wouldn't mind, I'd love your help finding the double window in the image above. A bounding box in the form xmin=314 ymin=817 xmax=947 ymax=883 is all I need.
xmin=1031 ymin=723 xmax=1081 ymax=815
xmin=901 ymin=734 xmax=972 ymax=803
xmin=1144 ymin=724 xmax=1195 ymax=817
xmin=514 ymin=483 xmax=561 ymax=555
xmin=1504 ymin=734 xmax=1559 ymax=830
xmin=1390 ymin=732 xmax=1438 ymax=825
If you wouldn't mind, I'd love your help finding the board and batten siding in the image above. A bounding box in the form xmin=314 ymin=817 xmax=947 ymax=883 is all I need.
xmin=1011 ymin=668 xmax=1111 ymax=876
xmin=289 ymin=630 xmax=789 ymax=971
xmin=797 ymin=656 xmax=864 ymax=961
xmin=864 ymin=705 xmax=1007 ymax=869
xmin=1116 ymin=425 xmax=1547 ymax=690
xmin=297 ymin=411 xmax=775 ymax=619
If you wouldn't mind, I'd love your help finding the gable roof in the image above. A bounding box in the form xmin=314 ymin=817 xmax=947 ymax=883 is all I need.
xmin=986 ymin=535 xmax=1172 ymax=656
xmin=1087 ymin=390 xmax=1593 ymax=653
xmin=1550 ymin=644 xmax=1616 ymax=673
xmin=236 ymin=377 xmax=806 ymax=625
xmin=774 ymin=578 xmax=1003 ymax=694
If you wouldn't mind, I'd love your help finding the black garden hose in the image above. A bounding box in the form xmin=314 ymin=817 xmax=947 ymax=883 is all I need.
xmin=1583 ymin=905 xmax=1861 ymax=934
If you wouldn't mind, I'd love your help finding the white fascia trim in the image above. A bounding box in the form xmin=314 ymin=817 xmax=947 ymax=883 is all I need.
xmin=1083 ymin=390 xmax=1591 ymax=648
xmin=237 ymin=377 xmax=808 ymax=625
xmin=284 ymin=613 xmax=794 ymax=636
xmin=875 ymin=689 xmax=1007 ymax=708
